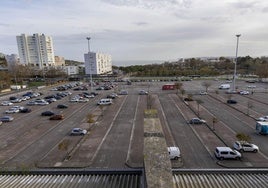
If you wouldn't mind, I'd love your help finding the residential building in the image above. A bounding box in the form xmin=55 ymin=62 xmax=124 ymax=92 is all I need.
xmin=16 ymin=33 xmax=55 ymax=69
xmin=54 ymin=56 xmax=65 ymax=67
xmin=84 ymin=52 xmax=112 ymax=75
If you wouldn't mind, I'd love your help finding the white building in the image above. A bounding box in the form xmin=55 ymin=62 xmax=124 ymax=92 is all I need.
xmin=16 ymin=33 xmax=55 ymax=69
xmin=64 ymin=66 xmax=79 ymax=75
xmin=84 ymin=52 xmax=112 ymax=75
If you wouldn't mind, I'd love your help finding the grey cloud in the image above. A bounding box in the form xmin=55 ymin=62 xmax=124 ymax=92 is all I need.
xmin=200 ymin=16 xmax=232 ymax=23
xmin=262 ymin=6 xmax=268 ymax=13
xmin=231 ymin=1 xmax=258 ymax=9
xmin=0 ymin=23 xmax=10 ymax=27
xmin=134 ymin=22 xmax=149 ymax=26
xmin=101 ymin=0 xmax=192 ymax=9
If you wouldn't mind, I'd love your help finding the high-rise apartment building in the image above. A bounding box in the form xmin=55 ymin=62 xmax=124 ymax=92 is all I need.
xmin=84 ymin=52 xmax=112 ymax=75
xmin=16 ymin=33 xmax=55 ymax=69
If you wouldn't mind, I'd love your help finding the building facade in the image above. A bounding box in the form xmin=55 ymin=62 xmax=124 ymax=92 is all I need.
xmin=54 ymin=56 xmax=65 ymax=67
xmin=84 ymin=52 xmax=112 ymax=75
xmin=64 ymin=66 xmax=79 ymax=75
xmin=16 ymin=33 xmax=55 ymax=69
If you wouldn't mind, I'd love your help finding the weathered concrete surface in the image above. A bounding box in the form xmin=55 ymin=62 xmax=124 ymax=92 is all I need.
xmin=144 ymin=118 xmax=175 ymax=188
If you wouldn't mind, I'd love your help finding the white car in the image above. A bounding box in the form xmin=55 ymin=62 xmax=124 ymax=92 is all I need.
xmin=233 ymin=141 xmax=259 ymax=153
xmin=78 ymin=98 xmax=89 ymax=102
xmin=1 ymin=101 xmax=13 ymax=106
xmin=239 ymin=90 xmax=249 ymax=95
xmin=247 ymin=85 xmax=256 ymax=88
xmin=5 ymin=108 xmax=19 ymax=114
xmin=257 ymin=116 xmax=268 ymax=122
xmin=70 ymin=128 xmax=87 ymax=136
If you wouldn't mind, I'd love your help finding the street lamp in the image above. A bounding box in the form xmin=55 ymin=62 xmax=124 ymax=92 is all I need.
xmin=233 ymin=34 xmax=241 ymax=91
xmin=86 ymin=37 xmax=93 ymax=92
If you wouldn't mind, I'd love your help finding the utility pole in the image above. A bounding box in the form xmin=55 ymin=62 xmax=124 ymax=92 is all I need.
xmin=86 ymin=37 xmax=93 ymax=92
xmin=233 ymin=34 xmax=241 ymax=91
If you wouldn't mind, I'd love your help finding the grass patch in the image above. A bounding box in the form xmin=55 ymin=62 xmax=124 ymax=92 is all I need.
xmin=144 ymin=109 xmax=158 ymax=118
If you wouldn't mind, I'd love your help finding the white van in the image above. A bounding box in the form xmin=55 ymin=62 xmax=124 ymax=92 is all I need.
xmin=97 ymin=98 xmax=112 ymax=105
xmin=168 ymin=147 xmax=181 ymax=160
xmin=218 ymin=84 xmax=230 ymax=89
xmin=214 ymin=147 xmax=241 ymax=160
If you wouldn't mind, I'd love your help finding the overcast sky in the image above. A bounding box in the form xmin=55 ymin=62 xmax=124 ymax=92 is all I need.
xmin=1 ymin=0 xmax=268 ymax=66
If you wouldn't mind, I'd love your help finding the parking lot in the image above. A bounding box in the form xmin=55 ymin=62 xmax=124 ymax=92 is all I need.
xmin=0 ymin=79 xmax=268 ymax=169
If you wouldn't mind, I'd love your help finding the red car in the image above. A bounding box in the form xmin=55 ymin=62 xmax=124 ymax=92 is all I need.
xmin=49 ymin=114 xmax=64 ymax=120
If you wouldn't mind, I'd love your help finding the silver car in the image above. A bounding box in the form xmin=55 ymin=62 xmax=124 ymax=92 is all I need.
xmin=70 ymin=128 xmax=87 ymax=136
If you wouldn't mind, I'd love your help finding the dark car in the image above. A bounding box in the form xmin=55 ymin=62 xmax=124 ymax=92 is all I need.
xmin=19 ymin=108 xmax=32 ymax=113
xmin=90 ymin=92 xmax=99 ymax=96
xmin=189 ymin=118 xmax=206 ymax=124
xmin=49 ymin=114 xmax=64 ymax=120
xmin=41 ymin=111 xmax=55 ymax=116
xmin=227 ymin=99 xmax=237 ymax=104
xmin=57 ymin=104 xmax=68 ymax=109
xmin=0 ymin=116 xmax=14 ymax=122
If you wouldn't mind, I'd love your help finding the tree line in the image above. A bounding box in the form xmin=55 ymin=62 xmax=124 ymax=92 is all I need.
xmin=117 ymin=56 xmax=268 ymax=79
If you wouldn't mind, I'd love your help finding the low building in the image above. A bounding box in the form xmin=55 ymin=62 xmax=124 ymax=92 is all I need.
xmin=64 ymin=66 xmax=79 ymax=75
xmin=54 ymin=56 xmax=65 ymax=67
xmin=84 ymin=52 xmax=112 ymax=76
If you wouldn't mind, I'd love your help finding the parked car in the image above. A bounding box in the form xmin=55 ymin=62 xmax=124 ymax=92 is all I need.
xmin=1 ymin=101 xmax=13 ymax=106
xmin=189 ymin=118 xmax=206 ymax=124
xmin=214 ymin=147 xmax=241 ymax=160
xmin=70 ymin=128 xmax=87 ymax=136
xmin=19 ymin=108 xmax=32 ymax=113
xmin=10 ymin=98 xmax=22 ymax=103
xmin=227 ymin=99 xmax=237 ymax=104
xmin=97 ymin=98 xmax=112 ymax=105
xmin=27 ymin=101 xmax=37 ymax=106
xmin=119 ymin=90 xmax=128 ymax=95
xmin=41 ymin=111 xmax=55 ymax=116
xmin=49 ymin=114 xmax=64 ymax=120
xmin=239 ymin=90 xmax=249 ymax=95
xmin=57 ymin=104 xmax=68 ymax=109
xmin=139 ymin=90 xmax=148 ymax=95
xmin=184 ymin=97 xmax=193 ymax=101
xmin=5 ymin=108 xmax=19 ymax=114
xmin=257 ymin=116 xmax=268 ymax=122
xmin=0 ymin=116 xmax=14 ymax=122
xmin=107 ymin=93 xmax=118 ymax=99
xmin=70 ymin=97 xmax=79 ymax=102
xmin=233 ymin=141 xmax=259 ymax=153
xmin=199 ymin=91 xmax=207 ymax=95
xmin=168 ymin=147 xmax=181 ymax=160
xmin=78 ymin=98 xmax=89 ymax=103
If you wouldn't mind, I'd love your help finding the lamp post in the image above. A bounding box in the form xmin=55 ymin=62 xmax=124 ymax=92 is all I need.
xmin=86 ymin=37 xmax=93 ymax=92
xmin=233 ymin=34 xmax=241 ymax=91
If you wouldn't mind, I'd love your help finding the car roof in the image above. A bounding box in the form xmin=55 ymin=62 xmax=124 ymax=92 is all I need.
xmin=216 ymin=147 xmax=233 ymax=151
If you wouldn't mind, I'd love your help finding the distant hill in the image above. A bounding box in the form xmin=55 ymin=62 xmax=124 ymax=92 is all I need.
xmin=65 ymin=59 xmax=84 ymax=66
xmin=113 ymin=60 xmax=165 ymax=67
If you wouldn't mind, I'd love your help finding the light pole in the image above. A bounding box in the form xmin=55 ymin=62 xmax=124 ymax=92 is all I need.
xmin=233 ymin=34 xmax=241 ymax=91
xmin=86 ymin=37 xmax=93 ymax=92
